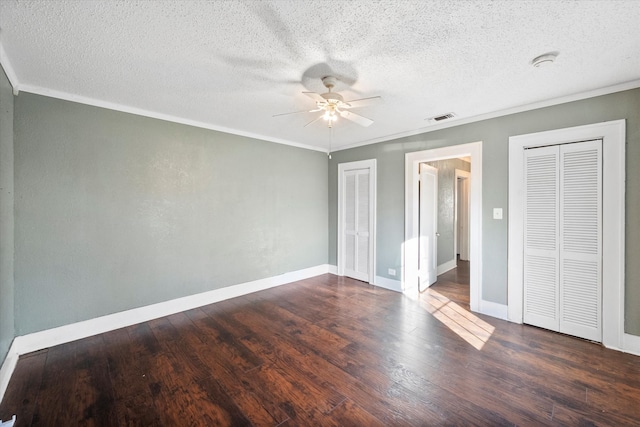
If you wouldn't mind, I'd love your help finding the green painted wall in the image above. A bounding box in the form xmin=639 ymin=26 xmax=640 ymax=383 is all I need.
xmin=13 ymin=93 xmax=328 ymax=335
xmin=6 ymin=85 xmax=640 ymax=339
xmin=425 ymin=158 xmax=471 ymax=267
xmin=328 ymin=88 xmax=640 ymax=335
xmin=0 ymin=66 xmax=15 ymax=362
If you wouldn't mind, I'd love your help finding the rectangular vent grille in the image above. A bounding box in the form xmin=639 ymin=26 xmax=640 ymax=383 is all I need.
xmin=428 ymin=112 xmax=456 ymax=122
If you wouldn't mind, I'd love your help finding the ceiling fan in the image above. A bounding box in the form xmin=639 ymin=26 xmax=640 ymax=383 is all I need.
xmin=274 ymin=76 xmax=382 ymax=128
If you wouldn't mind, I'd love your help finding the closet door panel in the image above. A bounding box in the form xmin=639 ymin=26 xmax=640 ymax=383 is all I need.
xmin=559 ymin=140 xmax=602 ymax=341
xmin=356 ymin=171 xmax=370 ymax=277
xmin=342 ymin=169 xmax=370 ymax=282
xmin=343 ymin=172 xmax=357 ymax=274
xmin=523 ymin=146 xmax=560 ymax=331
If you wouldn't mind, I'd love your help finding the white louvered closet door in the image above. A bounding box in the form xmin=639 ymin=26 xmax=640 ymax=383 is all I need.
xmin=524 ymin=140 xmax=602 ymax=342
xmin=559 ymin=140 xmax=602 ymax=341
xmin=343 ymin=168 xmax=371 ymax=282
xmin=524 ymin=146 xmax=560 ymax=332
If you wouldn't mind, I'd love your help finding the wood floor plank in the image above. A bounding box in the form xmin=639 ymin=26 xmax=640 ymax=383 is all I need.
xmin=2 ymin=263 xmax=640 ymax=425
xmin=186 ymin=307 xmax=265 ymax=373
xmin=247 ymin=299 xmax=352 ymax=352
xmin=29 ymin=342 xmax=79 ymax=426
xmin=70 ymin=334 xmax=118 ymax=426
xmin=183 ymin=309 xmax=291 ymax=425
xmin=147 ymin=315 xmax=256 ymax=425
xmin=324 ymin=398 xmax=386 ymax=427
xmin=0 ymin=350 xmax=47 ymax=427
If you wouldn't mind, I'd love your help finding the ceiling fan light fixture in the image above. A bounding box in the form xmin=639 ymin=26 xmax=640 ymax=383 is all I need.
xmin=531 ymin=52 xmax=558 ymax=68
xmin=323 ymin=110 xmax=337 ymax=121
xmin=274 ymin=76 xmax=380 ymax=128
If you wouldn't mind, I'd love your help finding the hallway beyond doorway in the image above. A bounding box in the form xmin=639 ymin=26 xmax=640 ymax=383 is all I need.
xmin=429 ymin=258 xmax=470 ymax=310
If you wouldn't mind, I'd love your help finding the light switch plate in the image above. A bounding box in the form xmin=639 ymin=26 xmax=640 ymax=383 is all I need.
xmin=493 ymin=208 xmax=503 ymax=220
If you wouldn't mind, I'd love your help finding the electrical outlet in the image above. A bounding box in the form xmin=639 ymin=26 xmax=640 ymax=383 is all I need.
xmin=493 ymin=208 xmax=503 ymax=220
xmin=388 ymin=268 xmax=396 ymax=276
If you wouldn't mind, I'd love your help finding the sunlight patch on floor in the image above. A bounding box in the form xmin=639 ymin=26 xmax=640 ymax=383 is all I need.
xmin=419 ymin=288 xmax=495 ymax=350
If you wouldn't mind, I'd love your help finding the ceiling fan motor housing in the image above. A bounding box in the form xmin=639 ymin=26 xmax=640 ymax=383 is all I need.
xmin=321 ymin=92 xmax=344 ymax=103
xmin=321 ymin=76 xmax=338 ymax=89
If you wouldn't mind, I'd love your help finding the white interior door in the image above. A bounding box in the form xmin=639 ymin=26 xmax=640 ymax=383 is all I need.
xmin=338 ymin=160 xmax=376 ymax=284
xmin=523 ymin=140 xmax=602 ymax=342
xmin=456 ymin=172 xmax=471 ymax=261
xmin=419 ymin=163 xmax=438 ymax=292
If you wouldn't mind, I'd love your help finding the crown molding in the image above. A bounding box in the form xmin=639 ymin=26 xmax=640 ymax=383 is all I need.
xmin=0 ymin=39 xmax=324 ymax=152
xmin=335 ymin=79 xmax=640 ymax=152
xmin=17 ymin=84 xmax=327 ymax=153
xmin=2 ymin=34 xmax=638 ymax=154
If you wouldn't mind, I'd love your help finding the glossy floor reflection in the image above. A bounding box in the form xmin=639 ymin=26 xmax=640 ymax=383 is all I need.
xmin=413 ymin=260 xmax=493 ymax=350
xmin=421 ymin=287 xmax=494 ymax=350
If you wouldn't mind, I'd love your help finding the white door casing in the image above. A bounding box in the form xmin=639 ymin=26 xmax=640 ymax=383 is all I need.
xmin=508 ymin=120 xmax=624 ymax=350
xmin=419 ymin=163 xmax=438 ymax=291
xmin=405 ymin=141 xmax=482 ymax=313
xmin=338 ymin=159 xmax=376 ymax=284
xmin=455 ymin=169 xmax=471 ymax=261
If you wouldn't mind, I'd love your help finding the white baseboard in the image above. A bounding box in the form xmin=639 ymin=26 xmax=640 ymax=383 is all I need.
xmin=374 ymin=276 xmax=402 ymax=292
xmin=479 ymin=299 xmax=508 ymax=320
xmin=622 ymin=333 xmax=640 ymax=357
xmin=0 ymin=340 xmax=19 ymax=406
xmin=3 ymin=265 xmax=637 ymax=405
xmin=437 ymin=259 xmax=457 ymax=276
xmin=327 ymin=267 xmax=401 ymax=293
xmin=1 ymin=263 xmax=330 ymax=403
xmin=0 ymin=415 xmax=15 ymax=427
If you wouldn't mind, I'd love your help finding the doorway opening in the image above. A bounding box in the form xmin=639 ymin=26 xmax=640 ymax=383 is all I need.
xmin=419 ymin=158 xmax=472 ymax=296
xmin=404 ymin=141 xmax=482 ymax=313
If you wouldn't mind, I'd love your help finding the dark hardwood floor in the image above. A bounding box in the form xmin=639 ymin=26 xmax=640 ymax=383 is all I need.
xmin=431 ymin=258 xmax=471 ymax=309
xmin=2 ymin=264 xmax=640 ymax=426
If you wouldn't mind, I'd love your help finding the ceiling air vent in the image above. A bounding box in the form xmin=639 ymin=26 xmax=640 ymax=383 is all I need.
xmin=427 ymin=112 xmax=456 ymax=122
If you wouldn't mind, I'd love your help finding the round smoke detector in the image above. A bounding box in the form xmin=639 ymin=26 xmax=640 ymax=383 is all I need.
xmin=531 ymin=52 xmax=558 ymax=67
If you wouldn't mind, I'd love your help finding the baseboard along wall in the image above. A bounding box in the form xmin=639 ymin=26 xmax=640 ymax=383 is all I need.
xmin=436 ymin=259 xmax=458 ymax=276
xmin=0 ymin=264 xmax=330 ymax=404
xmin=2 ymin=265 xmax=639 ymax=405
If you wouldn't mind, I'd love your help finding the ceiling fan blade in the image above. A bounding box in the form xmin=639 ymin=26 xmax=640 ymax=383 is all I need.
xmin=303 ymin=91 xmax=326 ymax=102
xmin=339 ymin=110 xmax=373 ymax=127
xmin=343 ymin=96 xmax=383 ymax=108
xmin=272 ymin=108 xmax=322 ymax=117
xmin=303 ymin=114 xmax=323 ymax=127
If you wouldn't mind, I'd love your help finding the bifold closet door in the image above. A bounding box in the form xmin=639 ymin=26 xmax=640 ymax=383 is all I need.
xmin=523 ymin=140 xmax=602 ymax=342
xmin=559 ymin=140 xmax=602 ymax=341
xmin=524 ymin=145 xmax=560 ymax=332
xmin=343 ymin=168 xmax=371 ymax=282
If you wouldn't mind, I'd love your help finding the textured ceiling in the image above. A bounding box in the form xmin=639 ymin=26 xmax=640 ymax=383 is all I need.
xmin=1 ymin=0 xmax=639 ymax=151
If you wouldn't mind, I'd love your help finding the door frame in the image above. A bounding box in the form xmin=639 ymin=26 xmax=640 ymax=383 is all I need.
xmin=404 ymin=141 xmax=482 ymax=313
xmin=337 ymin=159 xmax=377 ymax=284
xmin=418 ymin=163 xmax=438 ymax=291
xmin=454 ymin=169 xmax=471 ymax=261
xmin=508 ymin=120 xmax=625 ymax=350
